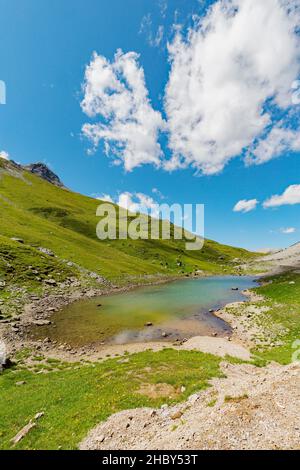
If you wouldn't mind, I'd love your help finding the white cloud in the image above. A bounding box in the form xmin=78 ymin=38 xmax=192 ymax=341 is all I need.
xmin=159 ymin=0 xmax=168 ymax=19
xmin=152 ymin=187 xmax=165 ymax=199
xmin=0 ymin=150 xmax=9 ymax=160
xmin=233 ymin=199 xmax=258 ymax=213
xmin=81 ymin=0 xmax=300 ymax=176
xmin=96 ymin=194 xmax=113 ymax=203
xmin=280 ymin=227 xmax=296 ymax=234
xmin=246 ymin=125 xmax=300 ymax=165
xmin=164 ymin=0 xmax=300 ymax=174
xmin=81 ymin=50 xmax=165 ymax=171
xmin=140 ymin=13 xmax=164 ymax=47
xmin=97 ymin=191 xmax=158 ymax=214
xmin=264 ymin=184 xmax=300 ymax=207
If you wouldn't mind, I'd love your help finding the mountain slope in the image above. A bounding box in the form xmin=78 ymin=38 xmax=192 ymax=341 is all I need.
xmin=260 ymin=242 xmax=300 ymax=269
xmin=0 ymin=159 xmax=259 ymax=284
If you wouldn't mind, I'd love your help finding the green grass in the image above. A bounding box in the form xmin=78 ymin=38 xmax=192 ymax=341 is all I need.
xmin=0 ymin=235 xmax=78 ymax=288
xmin=252 ymin=271 xmax=300 ymax=364
xmin=0 ymin=160 xmax=259 ymax=287
xmin=0 ymin=349 xmax=224 ymax=450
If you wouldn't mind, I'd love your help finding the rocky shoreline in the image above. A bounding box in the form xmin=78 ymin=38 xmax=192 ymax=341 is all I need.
xmin=0 ymin=273 xmax=187 ymax=361
xmin=0 ymin=267 xmax=276 ymax=365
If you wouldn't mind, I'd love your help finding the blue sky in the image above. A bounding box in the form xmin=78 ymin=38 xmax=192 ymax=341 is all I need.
xmin=0 ymin=0 xmax=300 ymax=250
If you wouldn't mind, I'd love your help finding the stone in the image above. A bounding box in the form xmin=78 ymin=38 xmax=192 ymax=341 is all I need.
xmin=145 ymin=322 xmax=153 ymax=327
xmin=188 ymin=394 xmax=199 ymax=405
xmin=38 ymin=247 xmax=55 ymax=257
xmin=11 ymin=421 xmax=36 ymax=445
xmin=33 ymin=320 xmax=51 ymax=326
xmin=171 ymin=410 xmax=183 ymax=420
xmin=44 ymin=279 xmax=57 ymax=286
xmin=11 ymin=237 xmax=24 ymax=244
xmin=16 ymin=381 xmax=26 ymax=386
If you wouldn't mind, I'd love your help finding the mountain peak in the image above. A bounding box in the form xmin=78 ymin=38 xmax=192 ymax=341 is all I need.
xmin=24 ymin=162 xmax=64 ymax=187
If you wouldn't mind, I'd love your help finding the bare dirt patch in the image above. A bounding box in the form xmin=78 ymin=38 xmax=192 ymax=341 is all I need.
xmin=80 ymin=361 xmax=300 ymax=450
xmin=137 ymin=383 xmax=180 ymax=399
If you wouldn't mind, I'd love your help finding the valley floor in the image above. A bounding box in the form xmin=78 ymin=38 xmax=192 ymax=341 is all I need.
xmin=80 ymin=361 xmax=300 ymax=451
xmin=1 ymin=265 xmax=300 ymax=450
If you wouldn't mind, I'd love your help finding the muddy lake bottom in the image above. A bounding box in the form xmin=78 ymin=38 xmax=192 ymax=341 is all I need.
xmin=30 ymin=276 xmax=257 ymax=348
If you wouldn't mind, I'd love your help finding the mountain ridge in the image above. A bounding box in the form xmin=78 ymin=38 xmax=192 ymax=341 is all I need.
xmin=0 ymin=158 xmax=260 ymax=285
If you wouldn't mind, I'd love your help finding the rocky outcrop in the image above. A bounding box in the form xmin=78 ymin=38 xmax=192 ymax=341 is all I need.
xmin=24 ymin=163 xmax=64 ymax=187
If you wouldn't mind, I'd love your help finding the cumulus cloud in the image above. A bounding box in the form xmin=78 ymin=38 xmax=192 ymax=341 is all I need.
xmin=97 ymin=191 xmax=158 ymax=214
xmin=164 ymin=0 xmax=300 ymax=174
xmin=81 ymin=0 xmax=300 ymax=175
xmin=0 ymin=150 xmax=9 ymax=160
xmin=233 ymin=198 xmax=258 ymax=213
xmin=81 ymin=50 xmax=165 ymax=171
xmin=246 ymin=124 xmax=300 ymax=165
xmin=280 ymin=227 xmax=296 ymax=234
xmin=263 ymin=184 xmax=300 ymax=207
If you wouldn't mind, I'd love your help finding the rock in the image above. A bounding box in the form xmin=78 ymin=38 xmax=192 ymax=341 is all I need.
xmin=11 ymin=421 xmax=36 ymax=445
xmin=43 ymin=337 xmax=51 ymax=343
xmin=34 ymin=412 xmax=44 ymax=420
xmin=209 ymin=309 xmax=214 ymax=313
xmin=11 ymin=237 xmax=24 ymax=244
xmin=44 ymin=279 xmax=57 ymax=286
xmin=188 ymin=394 xmax=199 ymax=405
xmin=171 ymin=410 xmax=183 ymax=420
xmin=15 ymin=381 xmax=26 ymax=386
xmin=145 ymin=322 xmax=153 ymax=327
xmin=38 ymin=247 xmax=55 ymax=257
xmin=180 ymin=386 xmax=186 ymax=393
xmin=231 ymin=287 xmax=239 ymax=291
xmin=24 ymin=162 xmax=64 ymax=187
xmin=161 ymin=332 xmax=168 ymax=338
xmin=33 ymin=320 xmax=51 ymax=326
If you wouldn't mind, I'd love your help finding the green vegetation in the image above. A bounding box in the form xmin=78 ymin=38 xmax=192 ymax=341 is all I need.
xmin=0 ymin=235 xmax=78 ymax=289
xmin=252 ymin=271 xmax=300 ymax=364
xmin=0 ymin=160 xmax=258 ymax=289
xmin=224 ymin=394 xmax=248 ymax=403
xmin=0 ymin=348 xmax=224 ymax=450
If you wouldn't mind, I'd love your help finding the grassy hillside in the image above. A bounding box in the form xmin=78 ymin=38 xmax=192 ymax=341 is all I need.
xmin=0 ymin=159 xmax=258 ymax=287
xmin=0 ymin=348 xmax=225 ymax=450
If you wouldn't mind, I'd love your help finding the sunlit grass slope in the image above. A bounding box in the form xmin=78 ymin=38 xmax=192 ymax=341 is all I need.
xmin=0 ymin=159 xmax=259 ymax=283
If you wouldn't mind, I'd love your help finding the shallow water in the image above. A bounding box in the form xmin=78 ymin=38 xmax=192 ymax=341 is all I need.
xmin=31 ymin=276 xmax=257 ymax=347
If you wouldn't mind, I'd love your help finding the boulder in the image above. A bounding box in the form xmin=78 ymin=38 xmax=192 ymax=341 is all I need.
xmin=33 ymin=320 xmax=51 ymax=326
xmin=38 ymin=247 xmax=55 ymax=257
xmin=11 ymin=237 xmax=24 ymax=244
